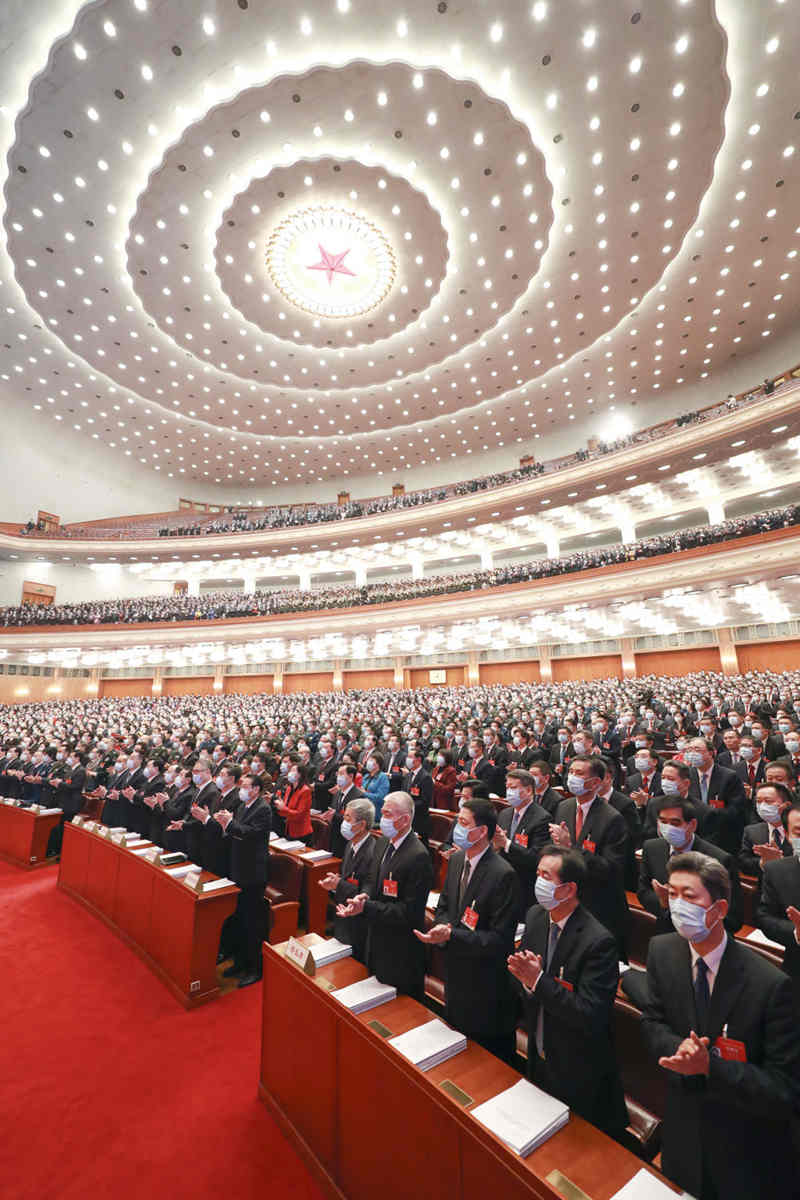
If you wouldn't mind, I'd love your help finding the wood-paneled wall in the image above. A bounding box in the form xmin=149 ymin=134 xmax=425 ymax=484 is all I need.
xmin=478 ymin=661 xmax=541 ymax=685
xmin=283 ymin=672 xmax=334 ymax=693
xmin=224 ymin=675 xmax=274 ymax=695
xmin=0 ymin=676 xmax=94 ymax=705
xmin=407 ymin=666 xmax=466 ymax=688
xmin=98 ymin=677 xmax=153 ymax=698
xmin=161 ymin=676 xmax=215 ymax=697
xmin=736 ymin=640 xmax=800 ymax=672
xmin=551 ymin=655 xmax=622 ymax=682
xmin=343 ymin=669 xmax=395 ymax=690
xmin=635 ymin=647 xmax=722 ymax=676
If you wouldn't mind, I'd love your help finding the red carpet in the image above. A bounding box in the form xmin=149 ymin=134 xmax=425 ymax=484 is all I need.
xmin=0 ymin=861 xmax=326 ymax=1200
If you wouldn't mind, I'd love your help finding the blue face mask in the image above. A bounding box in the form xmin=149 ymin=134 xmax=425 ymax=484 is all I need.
xmin=658 ymin=821 xmax=688 ymax=850
xmin=566 ymin=774 xmax=587 ymax=796
xmin=685 ymin=751 xmax=704 ymax=768
xmin=452 ymin=822 xmax=478 ymax=851
xmin=669 ymin=896 xmax=719 ymax=942
xmin=534 ymin=876 xmax=561 ymax=911
xmin=660 ymin=777 xmax=681 ymax=796
xmin=380 ymin=815 xmax=398 ymax=840
xmin=340 ymin=820 xmax=355 ymax=841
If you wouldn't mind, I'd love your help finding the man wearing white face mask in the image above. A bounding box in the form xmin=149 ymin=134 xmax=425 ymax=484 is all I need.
xmin=320 ymin=797 xmax=378 ymax=963
xmin=418 ymin=798 xmax=520 ymax=1062
xmin=684 ymin=737 xmax=747 ymax=856
xmin=492 ymin=768 xmax=551 ymax=912
xmin=757 ymin=803 xmax=800 ymax=1013
xmin=508 ymin=846 xmax=627 ymax=1139
xmin=214 ymin=773 xmax=271 ymax=988
xmin=740 ymin=782 xmax=796 ymax=878
xmin=335 ymin=792 xmax=432 ymax=999
xmin=642 ymin=852 xmax=799 ymax=1200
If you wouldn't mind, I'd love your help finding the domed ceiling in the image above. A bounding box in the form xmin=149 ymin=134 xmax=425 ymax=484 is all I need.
xmin=0 ymin=0 xmax=797 ymax=488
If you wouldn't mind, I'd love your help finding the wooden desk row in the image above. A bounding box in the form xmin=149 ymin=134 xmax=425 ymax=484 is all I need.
xmin=58 ymin=821 xmax=239 ymax=1007
xmin=0 ymin=800 xmax=62 ymax=869
xmin=259 ymin=934 xmax=679 ymax=1200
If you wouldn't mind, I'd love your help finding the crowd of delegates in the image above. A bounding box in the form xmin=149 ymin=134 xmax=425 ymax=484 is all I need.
xmin=3 ymin=666 xmax=800 ymax=1196
xmin=43 ymin=383 xmax=764 ymax=543
xmin=3 ymin=503 xmax=799 ymax=629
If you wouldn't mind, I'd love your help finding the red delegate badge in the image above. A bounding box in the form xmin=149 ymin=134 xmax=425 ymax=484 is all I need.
xmin=461 ymin=905 xmax=479 ymax=930
xmin=383 ymin=878 xmax=398 ymax=898
xmin=514 ymin=832 xmax=529 ymax=848
xmin=583 ymin=839 xmax=596 ymax=854
xmin=713 ymin=1035 xmax=747 ymax=1062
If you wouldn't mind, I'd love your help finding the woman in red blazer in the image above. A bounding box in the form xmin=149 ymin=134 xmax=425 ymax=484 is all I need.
xmin=432 ymin=749 xmax=459 ymax=811
xmin=275 ymin=762 xmax=313 ymax=842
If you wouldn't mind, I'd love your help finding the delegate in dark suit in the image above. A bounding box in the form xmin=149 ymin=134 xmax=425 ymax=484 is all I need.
xmin=689 ymin=763 xmax=748 ymax=855
xmin=638 ymin=835 xmax=743 ymax=934
xmin=184 ymin=780 xmax=221 ymax=866
xmin=328 ymin=783 xmax=367 ymax=858
xmin=401 ymin=767 xmax=432 ymax=843
xmin=514 ymin=903 xmax=627 ymax=1137
xmin=332 ymin=833 xmax=383 ymax=963
xmin=495 ymin=801 xmax=550 ymax=912
xmin=224 ymin=794 xmax=271 ymax=978
xmin=757 ymin=856 xmax=800 ymax=1009
xmin=554 ymin=796 xmax=630 ymax=953
xmin=642 ymin=933 xmax=800 ymax=1199
xmin=739 ymin=819 xmax=794 ymax=879
xmin=432 ymin=847 xmax=520 ymax=1054
xmin=362 ymin=832 xmax=433 ymax=999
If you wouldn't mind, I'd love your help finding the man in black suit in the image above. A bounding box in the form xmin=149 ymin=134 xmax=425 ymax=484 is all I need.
xmin=128 ymin=758 xmax=166 ymax=838
xmin=161 ymin=766 xmax=196 ymax=851
xmin=641 ymin=851 xmax=800 ymax=1199
xmin=483 ymin=727 xmax=509 ymax=795
xmin=508 ymin=846 xmax=627 ymax=1139
xmin=401 ymin=745 xmax=432 ymax=844
xmin=548 ymin=755 xmax=630 ymax=956
xmin=321 ymin=762 xmax=367 ymax=858
xmin=528 ymin=758 xmax=562 ymax=817
xmin=597 ymin=757 xmax=640 ymax=886
xmin=624 ymin=745 xmax=662 ymax=814
xmin=118 ymin=749 xmax=147 ymax=831
xmin=384 ymin=734 xmax=407 ymax=792
xmin=319 ymin=797 xmax=380 ymax=963
xmin=757 ymin=803 xmax=800 ymax=1012
xmin=215 ymin=773 xmax=271 ymax=988
xmin=591 ymin=712 xmax=621 ymax=766
xmin=460 ymin=736 xmax=494 ymax=795
xmin=98 ymin=753 xmax=132 ymax=827
xmin=336 ymin=792 xmax=433 ymax=999
xmin=685 ymin=737 xmax=748 ymax=855
xmin=637 ymin=797 xmax=742 ymax=934
xmin=418 ymin=797 xmax=520 ymax=1061
xmin=717 ymin=728 xmax=748 ymax=782
xmin=46 ymin=749 xmax=88 ymax=855
xmin=738 ymin=734 xmax=767 ymax=796
xmin=181 ymin=762 xmax=221 ymax=867
xmin=311 ymin=739 xmax=339 ymax=810
xmin=492 ymin=768 xmax=550 ymax=913
xmin=204 ymin=762 xmax=242 ymax=876
xmin=739 ymin=782 xmax=795 ymax=878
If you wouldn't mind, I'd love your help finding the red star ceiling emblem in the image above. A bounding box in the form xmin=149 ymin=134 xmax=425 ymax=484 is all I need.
xmin=307 ymin=243 xmax=356 ymax=285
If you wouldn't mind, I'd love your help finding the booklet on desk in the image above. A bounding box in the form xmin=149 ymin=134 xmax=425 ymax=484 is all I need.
xmin=301 ymin=848 xmax=334 ymax=862
xmin=388 ymin=1019 xmax=467 ymax=1071
xmin=609 ymin=1167 xmax=683 ymax=1199
xmin=744 ymin=928 xmax=784 ymax=953
xmin=271 ymin=838 xmax=307 ymax=852
xmin=470 ymin=1078 xmax=569 ymax=1157
xmin=331 ymin=975 xmax=397 ymax=1014
xmin=309 ymin=938 xmax=353 ymax=967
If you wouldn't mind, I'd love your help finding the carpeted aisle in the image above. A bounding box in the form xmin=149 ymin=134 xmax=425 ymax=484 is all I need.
xmin=0 ymin=861 xmax=325 ymax=1200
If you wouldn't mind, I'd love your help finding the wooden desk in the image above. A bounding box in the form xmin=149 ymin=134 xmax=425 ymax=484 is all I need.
xmin=259 ymin=935 xmax=678 ymax=1200
xmin=58 ymin=821 xmax=239 ymax=1007
xmin=0 ymin=801 xmax=62 ymax=869
xmin=269 ymin=846 xmax=341 ymax=934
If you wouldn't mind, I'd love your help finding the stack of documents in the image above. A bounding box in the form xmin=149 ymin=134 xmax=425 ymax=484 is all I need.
xmin=38 ymin=807 xmax=63 ymax=816
xmin=610 ymin=1168 xmax=684 ymax=1199
xmin=309 ymin=938 xmax=353 ymax=967
xmin=301 ymin=848 xmax=333 ymax=862
xmin=202 ymin=877 xmax=235 ymax=893
xmin=471 ymin=1078 xmax=569 ymax=1157
xmin=388 ymin=1019 xmax=466 ymax=1071
xmin=164 ymin=862 xmax=201 ymax=878
xmin=745 ymin=928 xmax=784 ymax=952
xmin=271 ymin=837 xmax=308 ymax=852
xmin=331 ymin=975 xmax=397 ymax=1014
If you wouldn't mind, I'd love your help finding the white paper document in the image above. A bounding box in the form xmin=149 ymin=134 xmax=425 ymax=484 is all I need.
xmin=271 ymin=838 xmax=307 ymax=852
xmin=470 ymin=1078 xmax=569 ymax=1157
xmin=610 ymin=1167 xmax=685 ymax=1200
xmin=164 ymin=863 xmax=201 ymax=878
xmin=309 ymin=938 xmax=353 ymax=966
xmin=301 ymin=849 xmax=334 ymax=862
xmin=745 ymin=928 xmax=784 ymax=952
xmin=202 ymin=877 xmax=235 ymax=892
xmin=126 ymin=839 xmax=150 ymax=848
xmin=330 ymin=975 xmax=397 ymax=1014
xmin=388 ymin=1019 xmax=466 ymax=1071
xmin=427 ymin=891 xmax=441 ymax=909
xmin=37 ymin=807 xmax=63 ymax=816
xmin=131 ymin=848 xmax=153 ymax=857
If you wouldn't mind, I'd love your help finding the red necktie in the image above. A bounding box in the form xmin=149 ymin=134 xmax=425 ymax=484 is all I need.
xmin=748 ymin=764 xmax=755 ymax=785
xmin=575 ymin=803 xmax=584 ymax=841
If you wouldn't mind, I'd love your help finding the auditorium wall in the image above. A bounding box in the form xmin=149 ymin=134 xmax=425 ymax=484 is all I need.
xmin=551 ymin=655 xmax=623 ymax=682
xmin=635 ymin=647 xmax=722 ymax=676
xmin=283 ymin=672 xmax=334 ymax=693
xmin=478 ymin=661 xmax=542 ymax=685
xmin=736 ymin=640 xmax=800 ymax=672
xmin=98 ymin=678 xmax=154 ymax=698
xmin=0 ymin=561 xmax=171 ymax=608
xmin=343 ymin=669 xmax=396 ymax=690
xmin=223 ymin=675 xmax=274 ymax=695
xmin=0 ymin=676 xmax=94 ymax=705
